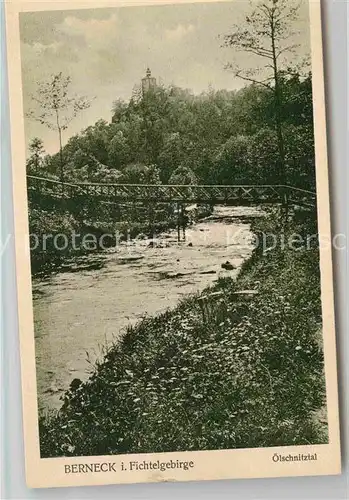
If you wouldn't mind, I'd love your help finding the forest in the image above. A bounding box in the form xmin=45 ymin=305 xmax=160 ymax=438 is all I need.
xmin=27 ymin=72 xmax=315 ymax=191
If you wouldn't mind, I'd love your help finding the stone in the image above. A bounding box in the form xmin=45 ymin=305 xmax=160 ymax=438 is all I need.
xmin=117 ymin=255 xmax=144 ymax=263
xmin=221 ymin=261 xmax=236 ymax=270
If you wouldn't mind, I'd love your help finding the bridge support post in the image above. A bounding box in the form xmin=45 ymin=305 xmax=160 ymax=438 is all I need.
xmin=282 ymin=189 xmax=290 ymax=229
xmin=182 ymin=204 xmax=187 ymax=242
xmin=176 ymin=204 xmax=188 ymax=242
xmin=148 ymin=203 xmax=155 ymax=239
xmin=177 ymin=203 xmax=181 ymax=242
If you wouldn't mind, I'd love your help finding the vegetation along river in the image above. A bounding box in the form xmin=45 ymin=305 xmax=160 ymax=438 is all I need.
xmin=33 ymin=206 xmax=263 ymax=411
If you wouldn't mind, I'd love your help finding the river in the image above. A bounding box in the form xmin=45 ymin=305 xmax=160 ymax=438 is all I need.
xmin=33 ymin=206 xmax=262 ymax=411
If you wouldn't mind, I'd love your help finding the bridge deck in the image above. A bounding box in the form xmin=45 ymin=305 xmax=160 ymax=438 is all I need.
xmin=26 ymin=176 xmax=316 ymax=207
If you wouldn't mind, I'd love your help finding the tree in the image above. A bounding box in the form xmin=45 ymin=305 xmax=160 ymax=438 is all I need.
xmin=157 ymin=133 xmax=185 ymax=182
xmin=107 ymin=131 xmax=130 ymax=169
xmin=169 ymin=165 xmax=197 ymax=185
xmin=222 ymin=0 xmax=302 ymax=184
xmin=249 ymin=128 xmax=280 ymax=184
xmin=27 ymin=137 xmax=45 ymax=175
xmin=214 ymin=135 xmax=252 ymax=184
xmin=27 ymin=72 xmax=92 ymax=183
xmin=138 ymin=86 xmax=170 ymax=165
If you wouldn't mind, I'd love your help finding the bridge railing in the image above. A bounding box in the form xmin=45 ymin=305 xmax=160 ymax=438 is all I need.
xmin=26 ymin=176 xmax=316 ymax=207
xmin=27 ymin=175 xmax=89 ymax=198
xmin=284 ymin=186 xmax=317 ymax=207
xmin=73 ymin=183 xmax=286 ymax=203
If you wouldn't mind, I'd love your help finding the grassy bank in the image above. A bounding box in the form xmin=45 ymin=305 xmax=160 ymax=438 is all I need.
xmin=39 ymin=209 xmax=327 ymax=457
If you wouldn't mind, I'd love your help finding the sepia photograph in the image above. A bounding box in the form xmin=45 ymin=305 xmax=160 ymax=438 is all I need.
xmin=4 ymin=0 xmax=341 ymax=486
xmin=20 ymin=0 xmax=329 ymax=458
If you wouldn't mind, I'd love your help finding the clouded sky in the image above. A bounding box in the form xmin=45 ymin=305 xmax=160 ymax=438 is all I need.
xmin=20 ymin=1 xmax=311 ymax=155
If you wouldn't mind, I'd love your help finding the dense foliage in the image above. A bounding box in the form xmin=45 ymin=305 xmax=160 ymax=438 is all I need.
xmin=28 ymin=73 xmax=316 ymax=190
xmin=28 ymin=208 xmax=79 ymax=274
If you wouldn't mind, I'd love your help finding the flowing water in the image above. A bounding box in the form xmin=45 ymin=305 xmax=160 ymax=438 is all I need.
xmin=33 ymin=206 xmax=262 ymax=411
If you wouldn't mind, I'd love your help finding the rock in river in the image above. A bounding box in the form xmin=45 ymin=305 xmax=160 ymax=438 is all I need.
xmin=116 ymin=255 xmax=145 ymax=263
xmin=221 ymin=261 xmax=236 ymax=270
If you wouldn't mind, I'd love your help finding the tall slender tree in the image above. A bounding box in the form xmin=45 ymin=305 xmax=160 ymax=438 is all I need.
xmin=27 ymin=72 xmax=92 ymax=184
xmin=222 ymin=0 xmax=302 ymax=184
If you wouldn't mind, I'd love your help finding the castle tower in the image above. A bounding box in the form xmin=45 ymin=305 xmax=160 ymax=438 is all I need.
xmin=141 ymin=67 xmax=157 ymax=95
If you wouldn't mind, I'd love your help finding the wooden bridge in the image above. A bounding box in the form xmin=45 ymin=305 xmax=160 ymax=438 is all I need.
xmin=27 ymin=176 xmax=316 ymax=207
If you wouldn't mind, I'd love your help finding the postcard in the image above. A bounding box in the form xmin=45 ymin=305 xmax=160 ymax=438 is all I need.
xmin=5 ymin=0 xmax=341 ymax=488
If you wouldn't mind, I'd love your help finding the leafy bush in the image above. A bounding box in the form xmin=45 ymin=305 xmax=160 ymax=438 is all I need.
xmin=29 ymin=209 xmax=79 ymax=273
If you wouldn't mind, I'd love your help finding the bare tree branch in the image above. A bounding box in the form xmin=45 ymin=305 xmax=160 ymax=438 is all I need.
xmin=225 ymin=65 xmax=274 ymax=89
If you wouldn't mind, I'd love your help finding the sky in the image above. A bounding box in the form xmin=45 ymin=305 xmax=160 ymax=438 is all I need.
xmin=20 ymin=1 xmax=311 ymax=155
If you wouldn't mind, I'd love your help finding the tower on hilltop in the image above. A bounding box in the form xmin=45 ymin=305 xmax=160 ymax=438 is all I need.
xmin=141 ymin=67 xmax=157 ymax=95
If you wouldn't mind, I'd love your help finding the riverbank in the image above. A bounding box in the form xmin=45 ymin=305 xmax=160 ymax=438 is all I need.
xmin=39 ymin=209 xmax=327 ymax=457
xmin=34 ymin=207 xmax=256 ymax=410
